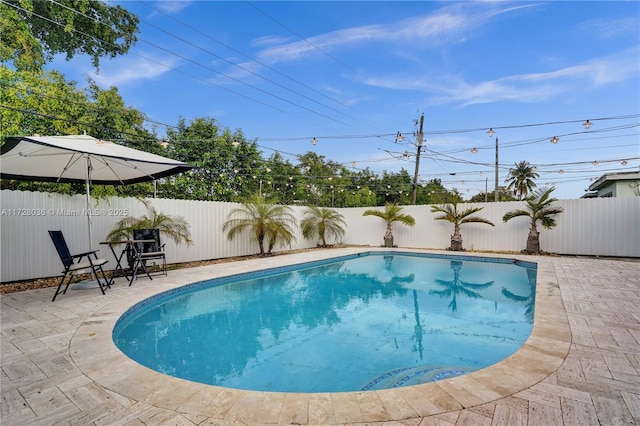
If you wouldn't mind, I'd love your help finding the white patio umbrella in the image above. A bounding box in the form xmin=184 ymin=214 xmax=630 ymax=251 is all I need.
xmin=0 ymin=134 xmax=194 ymax=250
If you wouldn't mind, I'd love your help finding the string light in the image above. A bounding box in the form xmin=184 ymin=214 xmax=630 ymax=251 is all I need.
xmin=470 ymin=147 xmax=478 ymax=154
xmin=311 ymin=137 xmax=318 ymax=146
xmin=395 ymin=132 xmax=403 ymax=143
xmin=550 ymin=137 xmax=559 ymax=144
xmin=487 ymin=128 xmax=495 ymax=137
xmin=583 ymin=120 xmax=592 ymax=129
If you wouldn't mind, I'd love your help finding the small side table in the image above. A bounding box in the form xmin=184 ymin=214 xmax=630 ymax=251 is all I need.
xmin=100 ymin=241 xmax=130 ymax=285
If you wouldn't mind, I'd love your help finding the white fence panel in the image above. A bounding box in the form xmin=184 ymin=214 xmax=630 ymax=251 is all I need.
xmin=0 ymin=191 xmax=316 ymax=282
xmin=1 ymin=190 xmax=638 ymax=282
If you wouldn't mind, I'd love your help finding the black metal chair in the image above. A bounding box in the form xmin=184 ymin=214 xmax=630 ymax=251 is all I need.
xmin=48 ymin=231 xmax=110 ymax=302
xmin=131 ymin=229 xmax=167 ymax=280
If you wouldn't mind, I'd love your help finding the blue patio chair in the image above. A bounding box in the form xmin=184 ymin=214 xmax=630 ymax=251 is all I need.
xmin=48 ymin=231 xmax=110 ymax=302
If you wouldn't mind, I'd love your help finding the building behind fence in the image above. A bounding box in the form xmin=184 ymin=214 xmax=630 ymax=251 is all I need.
xmin=1 ymin=190 xmax=638 ymax=282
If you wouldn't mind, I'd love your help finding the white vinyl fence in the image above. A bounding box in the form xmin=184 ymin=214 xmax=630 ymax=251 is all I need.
xmin=1 ymin=190 xmax=638 ymax=282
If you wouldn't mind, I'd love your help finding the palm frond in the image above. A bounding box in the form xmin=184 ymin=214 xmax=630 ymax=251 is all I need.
xmin=502 ymin=209 xmax=531 ymax=222
xmin=105 ymin=201 xmax=192 ymax=246
xmin=461 ymin=216 xmax=495 ymax=226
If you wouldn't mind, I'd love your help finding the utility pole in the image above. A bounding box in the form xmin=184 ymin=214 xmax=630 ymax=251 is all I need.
xmin=494 ymin=137 xmax=499 ymax=202
xmin=411 ymin=113 xmax=425 ymax=205
xmin=485 ymin=177 xmax=488 ymax=203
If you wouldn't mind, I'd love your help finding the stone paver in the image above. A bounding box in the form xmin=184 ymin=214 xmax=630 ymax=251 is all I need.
xmin=2 ymin=248 xmax=639 ymax=425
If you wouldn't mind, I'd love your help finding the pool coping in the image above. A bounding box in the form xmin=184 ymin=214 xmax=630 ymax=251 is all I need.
xmin=69 ymin=247 xmax=571 ymax=424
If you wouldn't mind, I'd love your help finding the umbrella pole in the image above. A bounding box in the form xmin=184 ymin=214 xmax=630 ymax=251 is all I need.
xmin=86 ymin=156 xmax=93 ymax=251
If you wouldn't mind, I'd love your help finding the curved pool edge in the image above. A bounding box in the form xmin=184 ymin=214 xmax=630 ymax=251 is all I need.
xmin=69 ymin=247 xmax=571 ymax=424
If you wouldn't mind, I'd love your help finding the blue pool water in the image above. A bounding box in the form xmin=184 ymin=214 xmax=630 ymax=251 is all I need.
xmin=113 ymin=252 xmax=536 ymax=393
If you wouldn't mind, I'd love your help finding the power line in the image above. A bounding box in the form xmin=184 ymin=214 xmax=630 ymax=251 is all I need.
xmin=3 ymin=0 xmax=307 ymax=121
xmin=137 ymin=0 xmax=353 ymax=111
xmin=5 ymin=102 xmax=637 ymax=181
xmin=243 ymin=1 xmax=372 ymax=85
xmin=44 ymin=0 xmax=353 ymax=127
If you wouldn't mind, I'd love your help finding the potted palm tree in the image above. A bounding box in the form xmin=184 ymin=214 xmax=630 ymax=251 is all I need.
xmin=301 ymin=206 xmax=346 ymax=247
xmin=503 ymin=186 xmax=564 ymax=254
xmin=106 ymin=200 xmax=193 ymax=270
xmin=363 ymin=203 xmax=415 ymax=247
xmin=431 ymin=201 xmax=494 ymax=251
xmin=223 ymin=193 xmax=297 ymax=256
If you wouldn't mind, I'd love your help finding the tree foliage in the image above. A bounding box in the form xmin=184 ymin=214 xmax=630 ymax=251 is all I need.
xmin=468 ymin=186 xmax=517 ymax=203
xmin=1 ymin=0 xmax=139 ymax=71
xmin=160 ymin=117 xmax=263 ymax=201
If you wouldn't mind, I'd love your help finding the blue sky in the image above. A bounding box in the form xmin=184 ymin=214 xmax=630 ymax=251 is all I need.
xmin=51 ymin=1 xmax=639 ymax=200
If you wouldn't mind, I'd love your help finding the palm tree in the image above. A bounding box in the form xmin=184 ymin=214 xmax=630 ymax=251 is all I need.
xmin=430 ymin=201 xmax=494 ymax=251
xmin=265 ymin=219 xmax=297 ymax=255
xmin=223 ymin=193 xmax=297 ymax=256
xmin=106 ymin=200 xmax=193 ymax=270
xmin=505 ymin=161 xmax=539 ymax=200
xmin=362 ymin=203 xmax=415 ymax=247
xmin=430 ymin=260 xmax=494 ymax=312
xmin=502 ymin=186 xmax=564 ymax=254
xmin=301 ymin=206 xmax=346 ymax=247
xmin=106 ymin=200 xmax=192 ymax=246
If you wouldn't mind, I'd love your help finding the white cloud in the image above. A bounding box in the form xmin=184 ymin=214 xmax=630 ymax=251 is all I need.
xmin=251 ymin=35 xmax=294 ymax=48
xmin=254 ymin=3 xmax=538 ymax=65
xmin=89 ymin=55 xmax=180 ymax=87
xmin=363 ymin=48 xmax=639 ymax=106
xmin=152 ymin=0 xmax=193 ymax=14
xmin=577 ymin=17 xmax=640 ymax=41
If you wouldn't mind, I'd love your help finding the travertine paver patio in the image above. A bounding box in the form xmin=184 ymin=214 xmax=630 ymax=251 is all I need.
xmin=1 ymin=248 xmax=639 ymax=425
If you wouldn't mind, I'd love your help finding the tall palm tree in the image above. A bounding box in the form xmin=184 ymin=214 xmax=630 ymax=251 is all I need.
xmin=505 ymin=161 xmax=539 ymax=200
xmin=301 ymin=206 xmax=346 ymax=247
xmin=223 ymin=193 xmax=297 ymax=256
xmin=362 ymin=203 xmax=415 ymax=247
xmin=503 ymin=186 xmax=564 ymax=254
xmin=430 ymin=201 xmax=494 ymax=251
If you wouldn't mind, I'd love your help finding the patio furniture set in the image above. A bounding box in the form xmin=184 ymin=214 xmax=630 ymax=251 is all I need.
xmin=48 ymin=229 xmax=167 ymax=302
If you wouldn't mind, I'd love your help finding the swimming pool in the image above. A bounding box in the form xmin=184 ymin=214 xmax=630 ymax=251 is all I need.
xmin=113 ymin=251 xmax=536 ymax=393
